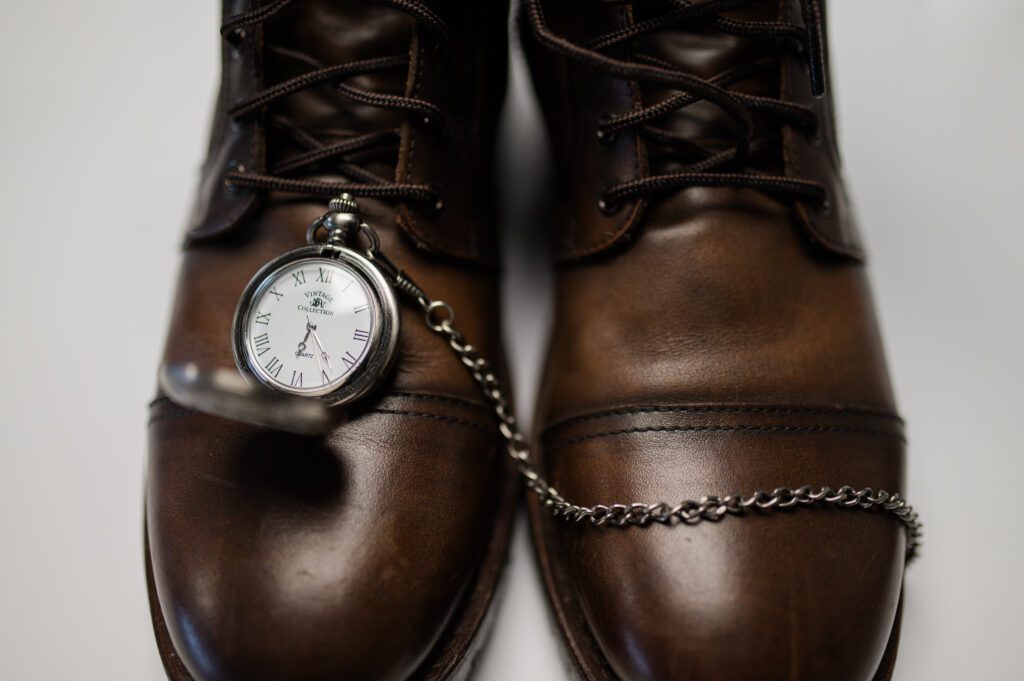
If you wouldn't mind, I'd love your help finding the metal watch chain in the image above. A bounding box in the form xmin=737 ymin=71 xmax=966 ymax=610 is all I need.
xmin=317 ymin=195 xmax=923 ymax=563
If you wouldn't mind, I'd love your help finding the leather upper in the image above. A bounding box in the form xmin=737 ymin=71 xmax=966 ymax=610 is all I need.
xmin=524 ymin=1 xmax=905 ymax=679
xmin=147 ymin=2 xmax=511 ymax=680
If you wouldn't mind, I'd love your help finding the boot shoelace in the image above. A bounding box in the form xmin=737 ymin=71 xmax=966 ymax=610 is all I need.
xmin=526 ymin=0 xmax=830 ymax=213
xmin=221 ymin=0 xmax=448 ymax=214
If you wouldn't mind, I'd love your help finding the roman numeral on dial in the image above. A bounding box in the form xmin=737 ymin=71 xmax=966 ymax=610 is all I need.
xmin=341 ymin=351 xmax=358 ymax=369
xmin=254 ymin=333 xmax=270 ymax=356
xmin=353 ymin=329 xmax=369 ymax=342
xmin=290 ymin=371 xmax=303 ymax=387
xmin=316 ymin=268 xmax=332 ymax=283
xmin=269 ymin=288 xmax=284 ymax=301
xmin=265 ymin=356 xmax=283 ymax=377
xmin=291 ymin=270 xmax=306 ymax=287
xmin=255 ymin=312 xmax=271 ymax=325
xmin=354 ymin=304 xmax=369 ymax=314
xmin=321 ymin=369 xmax=330 ymax=385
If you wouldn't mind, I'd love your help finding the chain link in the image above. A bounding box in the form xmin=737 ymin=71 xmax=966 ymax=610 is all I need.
xmin=355 ymin=219 xmax=922 ymax=563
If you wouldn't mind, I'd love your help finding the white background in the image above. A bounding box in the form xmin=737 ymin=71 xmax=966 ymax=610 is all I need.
xmin=1 ymin=1 xmax=1022 ymax=679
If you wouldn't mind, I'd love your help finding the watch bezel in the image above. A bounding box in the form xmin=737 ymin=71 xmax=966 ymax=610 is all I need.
xmin=232 ymin=244 xmax=400 ymax=407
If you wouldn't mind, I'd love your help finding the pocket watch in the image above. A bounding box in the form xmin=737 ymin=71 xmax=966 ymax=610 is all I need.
xmin=232 ymin=195 xmax=400 ymax=407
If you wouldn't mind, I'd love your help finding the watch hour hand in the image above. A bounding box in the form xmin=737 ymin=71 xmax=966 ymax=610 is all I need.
xmin=295 ymin=328 xmax=311 ymax=358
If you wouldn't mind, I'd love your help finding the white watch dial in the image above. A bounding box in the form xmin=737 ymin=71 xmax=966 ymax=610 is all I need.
xmin=243 ymin=258 xmax=377 ymax=395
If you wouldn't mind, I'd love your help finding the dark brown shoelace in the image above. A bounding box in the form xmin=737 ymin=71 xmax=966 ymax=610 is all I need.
xmin=221 ymin=0 xmax=448 ymax=213
xmin=526 ymin=0 xmax=830 ymax=212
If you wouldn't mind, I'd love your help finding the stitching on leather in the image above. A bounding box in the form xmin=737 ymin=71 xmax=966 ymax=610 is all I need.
xmin=546 ymin=423 xmax=905 ymax=453
xmin=545 ymin=403 xmax=903 ymax=434
xmin=150 ymin=390 xmax=488 ymax=413
xmin=558 ymin=5 xmax=646 ymax=262
xmin=190 ymin=5 xmax=261 ymax=240
xmin=400 ymin=30 xmax=423 ymax=239
xmin=562 ymin=200 xmax=644 ymax=260
xmin=148 ymin=409 xmax=199 ymax=425
xmin=387 ymin=390 xmax=487 ymax=410
xmin=373 ymin=408 xmax=493 ymax=433
xmin=147 ymin=405 xmax=494 ymax=433
xmin=395 ymin=29 xmax=480 ymax=260
xmin=778 ymin=3 xmax=862 ymax=261
xmin=190 ymin=195 xmax=251 ymax=239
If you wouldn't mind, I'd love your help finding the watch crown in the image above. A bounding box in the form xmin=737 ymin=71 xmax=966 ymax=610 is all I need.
xmin=329 ymin=193 xmax=359 ymax=215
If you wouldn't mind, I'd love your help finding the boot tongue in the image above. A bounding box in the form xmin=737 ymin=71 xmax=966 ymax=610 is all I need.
xmin=631 ymin=0 xmax=783 ymax=174
xmin=262 ymin=0 xmax=414 ymax=176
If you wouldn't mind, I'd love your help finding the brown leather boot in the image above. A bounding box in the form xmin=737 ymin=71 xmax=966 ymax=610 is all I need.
xmin=145 ymin=2 xmax=513 ymax=680
xmin=521 ymin=1 xmax=917 ymax=679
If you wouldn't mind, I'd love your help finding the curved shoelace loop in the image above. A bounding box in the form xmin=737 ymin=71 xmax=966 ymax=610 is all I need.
xmin=221 ymin=0 xmax=450 ymax=213
xmin=526 ymin=0 xmax=830 ymax=211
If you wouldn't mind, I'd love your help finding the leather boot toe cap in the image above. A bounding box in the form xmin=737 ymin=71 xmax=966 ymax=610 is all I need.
xmin=573 ymin=516 xmax=904 ymax=681
xmin=147 ymin=398 xmax=503 ymax=681
xmin=539 ymin=406 xmax=907 ymax=681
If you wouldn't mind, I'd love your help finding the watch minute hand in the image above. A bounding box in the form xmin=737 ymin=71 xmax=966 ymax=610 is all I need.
xmin=310 ymin=328 xmax=332 ymax=369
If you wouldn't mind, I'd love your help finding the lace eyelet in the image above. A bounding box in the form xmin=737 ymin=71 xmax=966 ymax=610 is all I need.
xmin=224 ymin=160 xmax=245 ymax=194
xmin=225 ymin=27 xmax=246 ymax=47
xmin=597 ymin=193 xmax=620 ymax=216
xmin=816 ymin=195 xmax=833 ymax=218
xmin=420 ymin=186 xmax=445 ymax=217
xmin=809 ymin=124 xmax=824 ymax=148
xmin=420 ymin=115 xmax=449 ymax=141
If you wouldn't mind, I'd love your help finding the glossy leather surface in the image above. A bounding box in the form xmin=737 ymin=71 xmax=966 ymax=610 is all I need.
xmin=147 ymin=2 xmax=512 ymax=680
xmin=523 ymin=1 xmax=906 ymax=678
